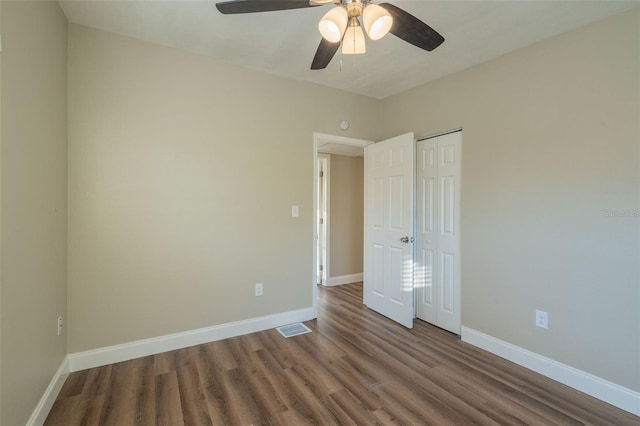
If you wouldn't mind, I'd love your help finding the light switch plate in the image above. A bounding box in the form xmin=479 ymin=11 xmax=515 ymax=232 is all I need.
xmin=535 ymin=310 xmax=548 ymax=329
xmin=291 ymin=205 xmax=299 ymax=217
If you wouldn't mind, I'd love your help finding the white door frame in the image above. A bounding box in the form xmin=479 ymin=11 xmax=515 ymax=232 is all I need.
xmin=317 ymin=154 xmax=330 ymax=286
xmin=312 ymin=133 xmax=373 ymax=318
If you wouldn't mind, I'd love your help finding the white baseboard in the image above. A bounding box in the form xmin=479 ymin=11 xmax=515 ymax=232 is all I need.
xmin=68 ymin=307 xmax=315 ymax=373
xmin=461 ymin=326 xmax=640 ymax=416
xmin=325 ymin=272 xmax=363 ymax=287
xmin=27 ymin=357 xmax=69 ymax=426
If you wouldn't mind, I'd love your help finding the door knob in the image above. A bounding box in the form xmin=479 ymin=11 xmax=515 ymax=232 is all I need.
xmin=400 ymin=236 xmax=414 ymax=243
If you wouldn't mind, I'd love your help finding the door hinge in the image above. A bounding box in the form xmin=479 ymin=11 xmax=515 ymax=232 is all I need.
xmin=320 ymin=265 xmax=323 ymax=271
xmin=320 ymin=171 xmax=324 ymax=178
xmin=320 ymin=218 xmax=324 ymax=224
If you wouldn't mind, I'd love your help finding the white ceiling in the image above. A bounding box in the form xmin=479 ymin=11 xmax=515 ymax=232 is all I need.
xmin=59 ymin=0 xmax=638 ymax=99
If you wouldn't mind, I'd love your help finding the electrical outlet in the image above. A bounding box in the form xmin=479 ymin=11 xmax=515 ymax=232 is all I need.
xmin=255 ymin=283 xmax=263 ymax=296
xmin=535 ymin=310 xmax=548 ymax=329
xmin=57 ymin=316 xmax=63 ymax=336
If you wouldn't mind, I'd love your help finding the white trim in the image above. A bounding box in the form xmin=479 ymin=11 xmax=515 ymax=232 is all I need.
xmin=314 ymin=133 xmax=374 ymax=148
xmin=26 ymin=357 xmax=69 ymax=426
xmin=326 ymin=273 xmax=364 ymax=287
xmin=319 ymin=154 xmax=330 ymax=286
xmin=68 ymin=307 xmax=315 ymax=372
xmin=461 ymin=326 xmax=640 ymax=416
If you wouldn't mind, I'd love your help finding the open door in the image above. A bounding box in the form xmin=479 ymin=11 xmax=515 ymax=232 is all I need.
xmin=364 ymin=133 xmax=415 ymax=328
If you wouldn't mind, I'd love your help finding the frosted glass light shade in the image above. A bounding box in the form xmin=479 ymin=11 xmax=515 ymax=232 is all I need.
xmin=363 ymin=4 xmax=393 ymax=40
xmin=342 ymin=23 xmax=366 ymax=55
xmin=318 ymin=7 xmax=348 ymax=43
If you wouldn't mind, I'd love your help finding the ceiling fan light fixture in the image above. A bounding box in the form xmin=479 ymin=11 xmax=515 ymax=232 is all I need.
xmin=363 ymin=3 xmax=393 ymax=40
xmin=318 ymin=6 xmax=348 ymax=43
xmin=342 ymin=17 xmax=366 ymax=55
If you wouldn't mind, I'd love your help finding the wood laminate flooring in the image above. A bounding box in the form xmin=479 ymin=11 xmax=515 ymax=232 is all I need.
xmin=45 ymin=283 xmax=639 ymax=425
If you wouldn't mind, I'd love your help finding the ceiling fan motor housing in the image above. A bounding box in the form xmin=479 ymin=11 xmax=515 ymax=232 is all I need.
xmin=345 ymin=0 xmax=365 ymax=18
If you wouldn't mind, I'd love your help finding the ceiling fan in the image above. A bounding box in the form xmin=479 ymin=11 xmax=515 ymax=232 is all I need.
xmin=215 ymin=0 xmax=445 ymax=70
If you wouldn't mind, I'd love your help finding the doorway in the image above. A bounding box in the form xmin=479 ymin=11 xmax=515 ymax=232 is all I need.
xmin=312 ymin=133 xmax=373 ymax=317
xmin=312 ymin=130 xmax=462 ymax=334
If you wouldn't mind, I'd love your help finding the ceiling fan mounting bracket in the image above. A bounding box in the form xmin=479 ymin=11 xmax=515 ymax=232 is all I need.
xmin=345 ymin=1 xmax=364 ymax=18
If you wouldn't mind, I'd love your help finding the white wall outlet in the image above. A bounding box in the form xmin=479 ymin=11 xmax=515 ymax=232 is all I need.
xmin=291 ymin=205 xmax=299 ymax=218
xmin=57 ymin=316 xmax=63 ymax=336
xmin=255 ymin=282 xmax=263 ymax=296
xmin=535 ymin=310 xmax=548 ymax=329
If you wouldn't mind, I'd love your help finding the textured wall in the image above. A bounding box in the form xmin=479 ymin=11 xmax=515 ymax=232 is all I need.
xmin=0 ymin=1 xmax=68 ymax=424
xmin=329 ymin=155 xmax=364 ymax=278
xmin=67 ymin=24 xmax=380 ymax=353
xmin=381 ymin=9 xmax=640 ymax=391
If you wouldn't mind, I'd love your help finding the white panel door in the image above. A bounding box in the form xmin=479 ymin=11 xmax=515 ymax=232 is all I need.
xmin=416 ymin=131 xmax=461 ymax=334
xmin=416 ymin=139 xmax=437 ymax=325
xmin=365 ymin=133 xmax=415 ymax=328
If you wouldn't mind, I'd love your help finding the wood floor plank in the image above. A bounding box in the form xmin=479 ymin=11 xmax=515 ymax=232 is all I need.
xmin=98 ymin=362 xmax=142 ymax=426
xmin=45 ymin=282 xmax=640 ymax=426
xmin=329 ymin=388 xmax=381 ymax=425
xmin=155 ymin=371 xmax=184 ymax=426
xmin=192 ymin=344 xmax=234 ymax=425
xmin=280 ymin=366 xmax=344 ymax=425
xmin=226 ymin=336 xmax=289 ymax=418
xmin=131 ymin=364 xmax=156 ymax=425
xmin=256 ymin=329 xmax=299 ymax=370
xmin=250 ymin=348 xmax=322 ymax=424
xmin=80 ymin=365 xmax=113 ymax=401
xmin=201 ymin=339 xmax=238 ymax=371
xmin=44 ymin=395 xmax=89 ymax=426
xmin=221 ymin=367 xmax=274 ymax=425
xmin=176 ymin=348 xmax=212 ymax=426
xmin=56 ymin=369 xmax=89 ymax=400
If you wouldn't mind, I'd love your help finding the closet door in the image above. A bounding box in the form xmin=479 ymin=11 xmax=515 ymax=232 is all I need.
xmin=416 ymin=131 xmax=461 ymax=334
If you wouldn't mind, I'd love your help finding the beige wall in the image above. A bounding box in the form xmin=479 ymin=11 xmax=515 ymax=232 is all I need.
xmin=67 ymin=24 xmax=381 ymax=353
xmin=329 ymin=155 xmax=364 ymax=278
xmin=1 ymin=4 xmax=636 ymax=421
xmin=0 ymin=1 xmax=68 ymax=424
xmin=381 ymin=9 xmax=640 ymax=391
xmin=0 ymin=3 xmax=3 ymax=422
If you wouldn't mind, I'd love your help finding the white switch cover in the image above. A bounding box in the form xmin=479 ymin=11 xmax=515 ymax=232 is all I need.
xmin=291 ymin=205 xmax=299 ymax=217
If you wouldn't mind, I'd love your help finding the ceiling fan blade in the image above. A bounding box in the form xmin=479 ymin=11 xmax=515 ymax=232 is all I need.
xmin=216 ymin=0 xmax=319 ymax=14
xmin=379 ymin=3 xmax=444 ymax=51
xmin=310 ymin=38 xmax=339 ymax=70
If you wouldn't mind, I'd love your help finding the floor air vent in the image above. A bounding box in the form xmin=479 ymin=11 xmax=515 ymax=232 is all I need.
xmin=276 ymin=323 xmax=312 ymax=338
